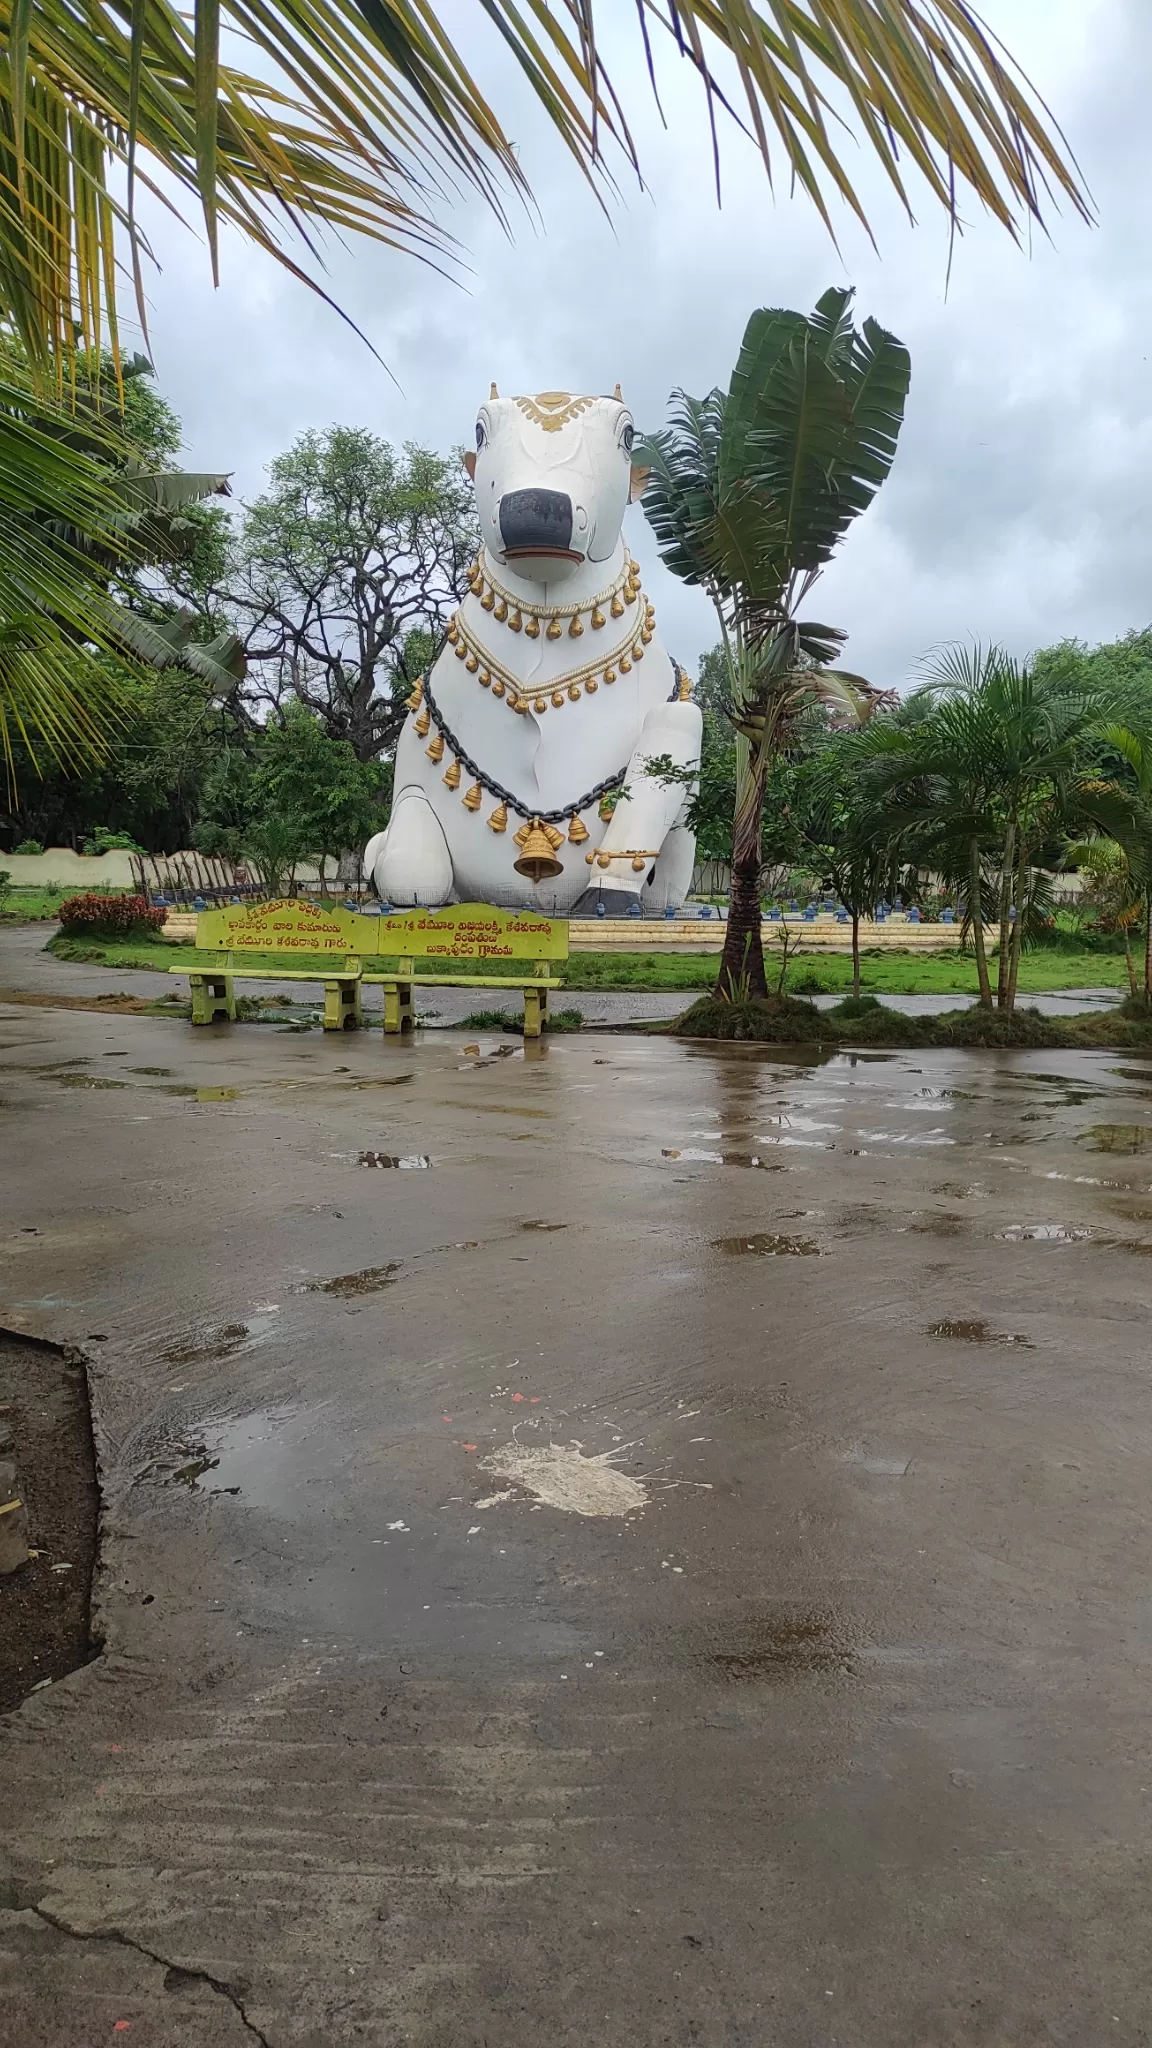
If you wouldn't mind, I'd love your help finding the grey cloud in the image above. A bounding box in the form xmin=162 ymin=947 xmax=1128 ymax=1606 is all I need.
xmin=139 ymin=0 xmax=1152 ymax=692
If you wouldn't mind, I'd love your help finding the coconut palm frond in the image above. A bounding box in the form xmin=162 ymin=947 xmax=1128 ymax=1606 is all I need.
xmin=0 ymin=0 xmax=1089 ymax=377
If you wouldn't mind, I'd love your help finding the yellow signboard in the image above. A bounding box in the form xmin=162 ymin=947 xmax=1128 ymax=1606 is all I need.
xmin=373 ymin=903 xmax=568 ymax=962
xmin=195 ymin=897 xmax=568 ymax=961
xmin=195 ymin=898 xmax=376 ymax=955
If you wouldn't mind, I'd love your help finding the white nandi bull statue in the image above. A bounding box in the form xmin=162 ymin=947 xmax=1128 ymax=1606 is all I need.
xmin=363 ymin=387 xmax=703 ymax=915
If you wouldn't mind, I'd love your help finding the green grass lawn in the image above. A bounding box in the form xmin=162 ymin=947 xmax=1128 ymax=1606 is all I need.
xmin=42 ymin=930 xmax=1131 ymax=995
xmin=0 ymin=886 xmax=103 ymax=922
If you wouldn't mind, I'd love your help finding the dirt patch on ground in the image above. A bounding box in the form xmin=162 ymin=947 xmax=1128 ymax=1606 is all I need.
xmin=0 ymin=1331 xmax=100 ymax=1714
xmin=0 ymin=988 xmax=181 ymax=1017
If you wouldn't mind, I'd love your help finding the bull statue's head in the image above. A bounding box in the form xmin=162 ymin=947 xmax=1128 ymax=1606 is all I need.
xmin=464 ymin=388 xmax=648 ymax=585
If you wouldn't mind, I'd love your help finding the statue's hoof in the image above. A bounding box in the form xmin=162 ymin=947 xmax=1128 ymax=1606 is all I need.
xmin=570 ymin=887 xmax=647 ymax=919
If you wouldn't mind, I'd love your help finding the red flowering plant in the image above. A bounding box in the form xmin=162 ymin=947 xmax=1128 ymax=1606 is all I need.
xmin=56 ymin=893 xmax=167 ymax=937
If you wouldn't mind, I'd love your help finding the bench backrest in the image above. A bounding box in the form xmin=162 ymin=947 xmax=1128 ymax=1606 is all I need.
xmin=196 ymin=898 xmax=569 ymax=966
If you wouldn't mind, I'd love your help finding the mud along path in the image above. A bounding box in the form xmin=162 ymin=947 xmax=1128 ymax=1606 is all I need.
xmin=2 ymin=1003 xmax=1151 ymax=2044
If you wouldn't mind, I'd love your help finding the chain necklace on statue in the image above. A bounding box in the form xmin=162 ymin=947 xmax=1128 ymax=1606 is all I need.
xmin=466 ymin=550 xmax=641 ymax=638
xmin=402 ymin=662 xmax=690 ymax=845
xmin=444 ymin=595 xmax=655 ymax=712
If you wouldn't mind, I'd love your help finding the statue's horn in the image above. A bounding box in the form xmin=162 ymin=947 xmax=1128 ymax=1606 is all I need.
xmin=490 ymin=381 xmax=499 ymax=399
xmin=613 ymin=382 xmax=623 ymax=401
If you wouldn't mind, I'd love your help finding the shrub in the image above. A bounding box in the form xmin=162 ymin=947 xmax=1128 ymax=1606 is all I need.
xmin=827 ymin=993 xmax=884 ymax=1019
xmin=56 ymin=893 xmax=167 ymax=938
xmin=0 ymin=868 xmax=9 ymax=907
xmin=13 ymin=838 xmax=42 ymax=854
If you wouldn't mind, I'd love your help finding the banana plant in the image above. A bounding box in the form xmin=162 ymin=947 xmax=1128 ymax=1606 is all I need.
xmin=641 ymin=287 xmax=911 ymax=997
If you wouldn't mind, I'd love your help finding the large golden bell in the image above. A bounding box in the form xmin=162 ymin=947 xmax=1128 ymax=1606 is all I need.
xmin=513 ymin=817 xmax=565 ymax=882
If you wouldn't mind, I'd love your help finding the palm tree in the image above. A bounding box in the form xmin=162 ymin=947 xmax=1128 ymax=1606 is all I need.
xmin=1094 ymin=724 xmax=1152 ymax=1003
xmin=0 ymin=345 xmax=243 ymax=794
xmin=0 ymin=4 xmax=1089 ymax=379
xmin=858 ymin=646 xmax=1135 ymax=1011
xmin=1065 ymin=837 xmax=1143 ymax=998
xmin=641 ymin=287 xmax=910 ymax=997
xmin=0 ymin=4 xmax=1088 ymax=772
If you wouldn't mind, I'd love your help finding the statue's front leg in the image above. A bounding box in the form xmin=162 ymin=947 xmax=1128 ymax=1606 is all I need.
xmin=574 ymin=699 xmax=703 ymax=915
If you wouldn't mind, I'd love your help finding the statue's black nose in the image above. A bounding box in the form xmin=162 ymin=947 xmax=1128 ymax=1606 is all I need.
xmin=499 ymin=488 xmax=574 ymax=557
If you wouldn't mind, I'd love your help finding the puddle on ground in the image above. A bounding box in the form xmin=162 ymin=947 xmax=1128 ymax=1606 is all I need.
xmin=1082 ymin=1124 xmax=1152 ymax=1154
xmin=131 ymin=1066 xmax=173 ymax=1076
xmin=308 ymin=1262 xmax=402 ymax=1297
xmin=163 ymin=1321 xmax=250 ymax=1366
xmin=51 ymin=1074 xmax=129 ymax=1090
xmin=1111 ymin=1068 xmax=1152 ymax=1086
xmin=928 ymin=1318 xmax=1032 ymax=1345
xmin=713 ymin=1232 xmax=822 ymax=1257
xmin=995 ymin=1223 xmax=1096 ymax=1243
xmin=358 ymin=1152 xmax=430 ymax=1169
xmin=663 ymin=1149 xmax=787 ymax=1168
xmin=4 ymin=1058 xmax=91 ymax=1073
xmin=706 ymin=1611 xmax=853 ymax=1683
xmin=196 ymin=1085 xmax=242 ymax=1102
xmin=520 ymin=1221 xmax=568 ymax=1232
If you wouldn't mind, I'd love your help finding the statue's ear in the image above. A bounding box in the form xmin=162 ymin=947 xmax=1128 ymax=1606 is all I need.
xmin=629 ymin=463 xmax=650 ymax=503
xmin=462 ymin=450 xmax=477 ymax=480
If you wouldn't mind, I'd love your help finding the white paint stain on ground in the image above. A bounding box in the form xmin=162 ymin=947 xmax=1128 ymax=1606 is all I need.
xmin=479 ymin=1440 xmax=649 ymax=1518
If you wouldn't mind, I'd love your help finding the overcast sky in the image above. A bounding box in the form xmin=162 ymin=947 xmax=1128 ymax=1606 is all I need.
xmin=138 ymin=0 xmax=1149 ymax=690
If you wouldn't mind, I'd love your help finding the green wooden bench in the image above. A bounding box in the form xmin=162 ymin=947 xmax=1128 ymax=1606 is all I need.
xmin=363 ymin=957 xmax=561 ymax=1037
xmin=174 ymin=954 xmax=364 ymax=1031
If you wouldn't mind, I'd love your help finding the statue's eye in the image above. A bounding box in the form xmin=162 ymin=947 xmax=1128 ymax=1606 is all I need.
xmin=475 ymin=421 xmax=486 ymax=450
xmin=622 ymin=423 xmax=635 ymax=454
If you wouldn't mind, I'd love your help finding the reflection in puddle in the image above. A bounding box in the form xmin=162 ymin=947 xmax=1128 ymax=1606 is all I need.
xmin=996 ymin=1223 xmax=1095 ymax=1242
xmin=928 ymin=1319 xmax=1031 ymax=1345
xmin=166 ymin=1406 xmax=308 ymax=1505
xmin=1082 ymin=1124 xmax=1152 ymax=1154
xmin=713 ymin=1232 xmax=822 ymax=1257
xmin=358 ymin=1152 xmax=430 ymax=1169
xmin=706 ymin=1611 xmax=852 ymax=1682
xmin=196 ymin=1086 xmax=241 ymax=1102
xmin=520 ymin=1221 xmax=568 ymax=1232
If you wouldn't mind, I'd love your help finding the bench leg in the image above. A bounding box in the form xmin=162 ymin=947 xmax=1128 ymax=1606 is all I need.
xmin=189 ymin=972 xmax=235 ymax=1025
xmin=523 ymin=985 xmax=548 ymax=1038
xmin=383 ymin=981 xmax=414 ymax=1035
xmin=324 ymin=978 xmax=362 ymax=1031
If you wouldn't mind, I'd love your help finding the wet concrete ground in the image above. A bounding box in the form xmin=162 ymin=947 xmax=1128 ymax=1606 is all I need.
xmin=3 ymin=998 xmax=1152 ymax=2044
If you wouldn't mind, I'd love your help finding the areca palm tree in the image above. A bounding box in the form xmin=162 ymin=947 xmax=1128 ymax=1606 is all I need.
xmin=858 ymin=646 xmax=1136 ymax=1010
xmin=641 ymin=286 xmax=910 ymax=996
xmin=1094 ymin=724 xmax=1152 ymax=1002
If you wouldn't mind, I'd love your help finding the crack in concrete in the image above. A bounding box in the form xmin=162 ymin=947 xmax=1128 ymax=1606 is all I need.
xmin=29 ymin=1901 xmax=272 ymax=2046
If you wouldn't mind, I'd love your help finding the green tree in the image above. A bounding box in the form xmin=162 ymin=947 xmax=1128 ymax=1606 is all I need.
xmin=797 ymin=735 xmax=911 ymax=996
xmin=642 ymin=287 xmax=910 ymax=998
xmin=255 ymin=704 xmax=388 ymax=884
xmin=223 ymin=431 xmax=476 ymax=762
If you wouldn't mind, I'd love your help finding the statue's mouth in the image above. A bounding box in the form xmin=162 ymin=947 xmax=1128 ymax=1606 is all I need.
xmin=502 ymin=543 xmax=584 ymax=565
